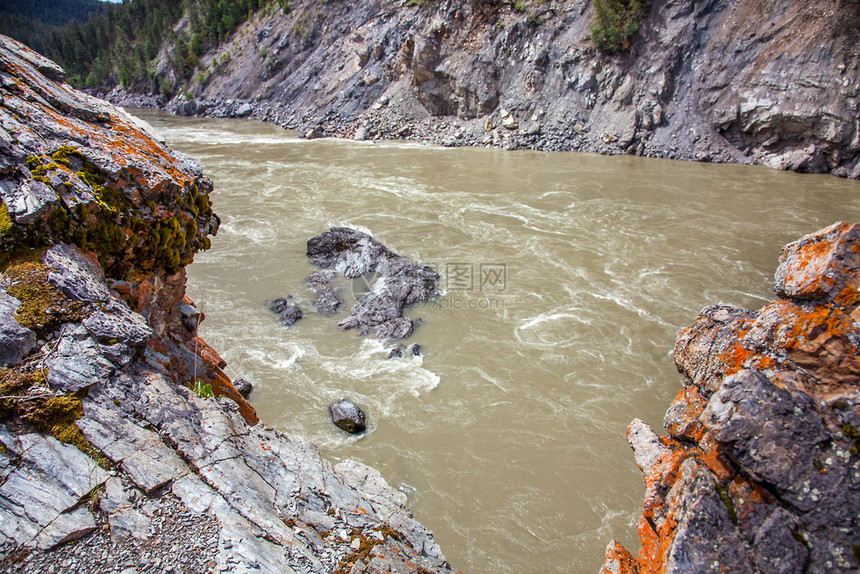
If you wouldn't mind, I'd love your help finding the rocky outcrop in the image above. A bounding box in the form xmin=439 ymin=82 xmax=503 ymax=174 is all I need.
xmin=307 ymin=227 xmax=438 ymax=341
xmin=0 ymin=34 xmax=453 ymax=574
xmin=108 ymin=0 xmax=859 ymax=178
xmin=603 ymin=221 xmax=860 ymax=573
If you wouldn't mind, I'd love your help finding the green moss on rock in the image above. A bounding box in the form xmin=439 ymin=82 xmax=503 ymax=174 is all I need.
xmin=3 ymin=260 xmax=90 ymax=337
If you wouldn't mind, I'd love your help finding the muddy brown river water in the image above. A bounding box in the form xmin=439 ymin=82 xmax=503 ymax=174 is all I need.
xmin=133 ymin=109 xmax=860 ymax=574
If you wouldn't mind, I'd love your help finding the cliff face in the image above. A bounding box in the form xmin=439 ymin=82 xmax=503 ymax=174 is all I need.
xmin=601 ymin=222 xmax=860 ymax=573
xmin=0 ymin=34 xmax=453 ymax=574
xmin=109 ymin=0 xmax=860 ymax=178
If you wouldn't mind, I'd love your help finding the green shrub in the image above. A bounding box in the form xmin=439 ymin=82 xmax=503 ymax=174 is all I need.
xmin=590 ymin=0 xmax=649 ymax=53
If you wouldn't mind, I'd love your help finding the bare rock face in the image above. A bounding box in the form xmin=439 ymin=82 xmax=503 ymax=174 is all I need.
xmin=0 ymin=36 xmax=454 ymax=574
xmin=307 ymin=227 xmax=438 ymax=341
xmin=604 ymin=221 xmax=860 ymax=574
xmin=140 ymin=0 xmax=858 ymax=177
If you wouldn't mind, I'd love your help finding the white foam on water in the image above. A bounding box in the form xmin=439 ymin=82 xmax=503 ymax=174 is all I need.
xmin=318 ymin=339 xmax=441 ymax=403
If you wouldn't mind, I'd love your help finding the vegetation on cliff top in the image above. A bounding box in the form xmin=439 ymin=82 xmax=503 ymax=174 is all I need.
xmin=41 ymin=0 xmax=266 ymax=91
xmin=0 ymin=0 xmax=104 ymax=56
xmin=589 ymin=0 xmax=649 ymax=53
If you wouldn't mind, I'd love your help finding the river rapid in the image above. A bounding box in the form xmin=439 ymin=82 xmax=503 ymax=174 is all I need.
xmin=133 ymin=109 xmax=860 ymax=574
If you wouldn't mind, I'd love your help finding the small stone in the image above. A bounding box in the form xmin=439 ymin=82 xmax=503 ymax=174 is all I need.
xmin=354 ymin=127 xmax=368 ymax=141
xmin=268 ymin=297 xmax=303 ymax=328
xmin=350 ymin=537 xmax=361 ymax=550
xmin=232 ymin=378 xmax=253 ymax=397
xmin=500 ymin=108 xmax=518 ymax=130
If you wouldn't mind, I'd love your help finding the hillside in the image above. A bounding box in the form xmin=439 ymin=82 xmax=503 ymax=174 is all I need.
xmin=0 ymin=0 xmax=104 ymax=55
xmin=34 ymin=0 xmax=860 ymax=178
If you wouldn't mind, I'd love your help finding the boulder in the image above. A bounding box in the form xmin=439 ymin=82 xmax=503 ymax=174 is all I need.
xmin=329 ymin=399 xmax=366 ymax=434
xmin=306 ymin=228 xmax=437 ymax=341
xmin=268 ymin=296 xmax=303 ymax=328
xmin=46 ymin=325 xmax=115 ymax=393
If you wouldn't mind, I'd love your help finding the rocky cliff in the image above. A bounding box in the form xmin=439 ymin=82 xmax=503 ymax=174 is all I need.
xmin=600 ymin=221 xmax=860 ymax=573
xmin=0 ymin=34 xmax=453 ymax=574
xmin=107 ymin=0 xmax=860 ymax=178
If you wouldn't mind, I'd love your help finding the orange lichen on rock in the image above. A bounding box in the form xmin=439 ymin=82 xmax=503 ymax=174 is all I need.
xmin=599 ymin=539 xmax=640 ymax=574
xmin=775 ymin=222 xmax=860 ymax=312
xmin=605 ymin=222 xmax=860 ymax=574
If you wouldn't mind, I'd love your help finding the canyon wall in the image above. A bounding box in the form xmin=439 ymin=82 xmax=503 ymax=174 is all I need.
xmin=110 ymin=0 xmax=860 ymax=178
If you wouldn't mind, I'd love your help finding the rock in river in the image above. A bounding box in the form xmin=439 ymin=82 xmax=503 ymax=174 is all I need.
xmin=306 ymin=227 xmax=438 ymax=341
xmin=268 ymin=296 xmax=303 ymax=327
xmin=329 ymin=399 xmax=367 ymax=434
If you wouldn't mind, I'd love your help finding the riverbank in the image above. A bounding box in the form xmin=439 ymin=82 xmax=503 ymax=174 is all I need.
xmin=102 ymin=0 xmax=860 ymax=178
xmin=0 ymin=34 xmax=453 ymax=574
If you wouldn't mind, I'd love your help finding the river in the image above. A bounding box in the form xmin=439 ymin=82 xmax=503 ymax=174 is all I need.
xmin=133 ymin=109 xmax=860 ymax=574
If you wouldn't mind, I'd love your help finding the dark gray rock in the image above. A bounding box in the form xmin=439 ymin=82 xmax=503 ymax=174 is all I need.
xmin=663 ymin=459 xmax=753 ymax=574
xmin=751 ymin=508 xmax=808 ymax=574
xmin=177 ymin=300 xmax=204 ymax=333
xmin=309 ymin=284 xmax=343 ymax=316
xmin=703 ymin=370 xmax=860 ymax=570
xmin=387 ymin=344 xmax=405 ymax=359
xmin=411 ymin=343 xmax=421 ymax=356
xmin=306 ymin=227 xmax=395 ymax=279
xmin=232 ymin=378 xmax=253 ymax=398
xmin=46 ymin=325 xmax=115 ymax=393
xmin=84 ymin=302 xmax=154 ymax=347
xmin=98 ymin=342 xmax=135 ymax=368
xmin=307 ymin=228 xmax=438 ymax=341
xmin=329 ymin=399 xmax=366 ymax=434
xmin=268 ymin=296 xmax=303 ymax=328
xmin=0 ymin=291 xmax=35 ymax=367
xmin=44 ymin=244 xmax=110 ymax=303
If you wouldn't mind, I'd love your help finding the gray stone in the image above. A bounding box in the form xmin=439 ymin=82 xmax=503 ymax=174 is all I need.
xmin=235 ymin=103 xmax=253 ymax=117
xmin=98 ymin=477 xmax=134 ymax=514
xmin=109 ymin=507 xmax=152 ymax=541
xmin=0 ymin=291 xmax=35 ymax=366
xmin=0 ymin=177 xmax=55 ymax=222
xmin=46 ymin=325 xmax=115 ymax=392
xmin=0 ymin=433 xmax=106 ymax=548
xmin=232 ymin=378 xmax=253 ymax=398
xmin=44 ymin=244 xmax=111 ymax=303
xmin=329 ymin=399 xmax=366 ymax=434
xmin=83 ymin=302 xmax=154 ymax=347
xmin=268 ymin=296 xmax=303 ymax=328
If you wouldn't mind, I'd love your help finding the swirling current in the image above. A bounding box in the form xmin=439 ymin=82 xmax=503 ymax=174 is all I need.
xmin=134 ymin=109 xmax=860 ymax=574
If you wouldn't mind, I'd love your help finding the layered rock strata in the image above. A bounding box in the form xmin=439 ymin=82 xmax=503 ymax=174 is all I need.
xmin=602 ymin=222 xmax=860 ymax=573
xmin=110 ymin=0 xmax=859 ymax=178
xmin=0 ymin=35 xmax=453 ymax=574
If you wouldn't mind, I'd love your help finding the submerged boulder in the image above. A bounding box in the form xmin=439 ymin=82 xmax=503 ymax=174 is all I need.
xmin=268 ymin=296 xmax=303 ymax=328
xmin=329 ymin=399 xmax=367 ymax=434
